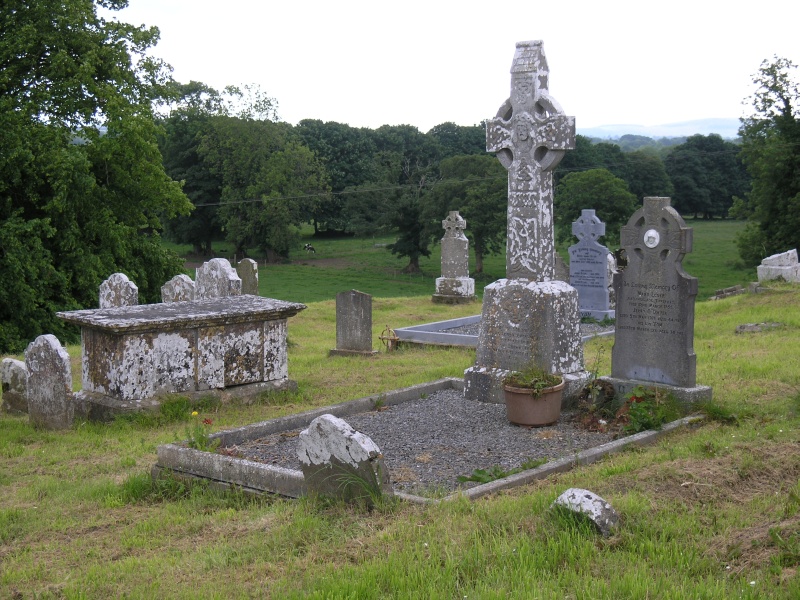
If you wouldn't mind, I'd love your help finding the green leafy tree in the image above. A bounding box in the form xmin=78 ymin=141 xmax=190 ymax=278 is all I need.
xmin=0 ymin=0 xmax=191 ymax=352
xmin=427 ymin=155 xmax=507 ymax=273
xmin=427 ymin=122 xmax=486 ymax=159
xmin=624 ymin=149 xmax=674 ymax=200
xmin=554 ymin=169 xmax=638 ymax=247
xmin=736 ymin=57 xmax=800 ymax=265
xmin=664 ymin=134 xmax=749 ymax=218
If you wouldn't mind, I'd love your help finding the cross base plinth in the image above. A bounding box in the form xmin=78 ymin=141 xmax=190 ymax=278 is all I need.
xmin=463 ymin=279 xmax=586 ymax=404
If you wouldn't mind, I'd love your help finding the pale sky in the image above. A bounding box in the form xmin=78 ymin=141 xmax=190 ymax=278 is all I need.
xmin=109 ymin=0 xmax=799 ymax=132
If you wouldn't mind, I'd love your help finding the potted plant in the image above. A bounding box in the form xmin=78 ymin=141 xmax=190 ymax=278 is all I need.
xmin=502 ymin=365 xmax=565 ymax=427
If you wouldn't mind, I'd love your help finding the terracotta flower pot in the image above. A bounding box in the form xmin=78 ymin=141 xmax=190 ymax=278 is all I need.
xmin=503 ymin=379 xmax=565 ymax=427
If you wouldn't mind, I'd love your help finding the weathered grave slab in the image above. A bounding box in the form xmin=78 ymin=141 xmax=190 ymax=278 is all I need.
xmin=99 ymin=273 xmax=138 ymax=308
xmin=433 ymin=211 xmax=476 ymax=304
xmin=757 ymin=249 xmax=800 ymax=283
xmin=161 ymin=274 xmax=195 ymax=302
xmin=569 ymin=209 xmax=614 ymax=321
xmin=25 ymin=335 xmax=73 ymax=429
xmin=604 ymin=197 xmax=711 ymax=404
xmin=298 ymin=414 xmax=392 ymax=504
xmin=330 ymin=290 xmax=377 ymax=356
xmin=1 ymin=358 xmax=29 ymax=414
xmin=195 ymin=258 xmax=242 ymax=299
xmin=57 ymin=295 xmax=305 ymax=419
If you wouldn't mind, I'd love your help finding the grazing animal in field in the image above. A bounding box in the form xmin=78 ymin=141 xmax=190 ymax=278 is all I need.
xmin=304 ymin=243 xmax=316 ymax=254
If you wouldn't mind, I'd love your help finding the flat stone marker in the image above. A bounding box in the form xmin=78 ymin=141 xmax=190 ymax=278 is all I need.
xmin=161 ymin=274 xmax=195 ymax=303
xmin=195 ymin=258 xmax=242 ymax=300
xmin=297 ymin=414 xmax=392 ymax=504
xmin=1 ymin=357 xmax=28 ymax=415
xmin=330 ymin=290 xmax=377 ymax=356
xmin=237 ymin=258 xmax=259 ymax=295
xmin=757 ymin=248 xmax=800 ymax=283
xmin=99 ymin=273 xmax=138 ymax=308
xmin=604 ymin=197 xmax=711 ymax=403
xmin=551 ymin=488 xmax=619 ymax=537
xmin=433 ymin=211 xmax=476 ymax=304
xmin=465 ymin=40 xmax=586 ymax=403
xmin=25 ymin=334 xmax=74 ymax=429
xmin=568 ymin=209 xmax=614 ymax=321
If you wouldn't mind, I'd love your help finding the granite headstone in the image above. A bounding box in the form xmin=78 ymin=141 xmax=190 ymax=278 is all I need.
xmin=330 ymin=290 xmax=377 ymax=356
xmin=433 ymin=211 xmax=476 ymax=303
xmin=99 ymin=273 xmax=138 ymax=308
xmin=568 ymin=209 xmax=614 ymax=321
xmin=25 ymin=334 xmax=74 ymax=429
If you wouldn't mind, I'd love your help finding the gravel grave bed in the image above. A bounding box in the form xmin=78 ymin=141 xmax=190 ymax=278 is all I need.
xmin=223 ymin=388 xmax=615 ymax=496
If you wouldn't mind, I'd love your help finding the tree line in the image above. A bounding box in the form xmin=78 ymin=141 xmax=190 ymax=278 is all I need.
xmin=1 ymin=1 xmax=797 ymax=353
xmin=158 ymin=90 xmax=752 ymax=271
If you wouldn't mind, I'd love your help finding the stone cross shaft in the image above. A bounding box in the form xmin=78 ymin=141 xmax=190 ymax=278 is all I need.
xmin=486 ymin=40 xmax=575 ymax=281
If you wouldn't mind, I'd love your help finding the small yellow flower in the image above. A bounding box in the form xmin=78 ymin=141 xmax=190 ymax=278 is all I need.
xmin=191 ymin=411 xmax=198 ymax=416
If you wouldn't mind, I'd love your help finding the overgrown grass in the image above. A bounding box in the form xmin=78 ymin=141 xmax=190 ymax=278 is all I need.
xmin=2 ymin=286 xmax=799 ymax=598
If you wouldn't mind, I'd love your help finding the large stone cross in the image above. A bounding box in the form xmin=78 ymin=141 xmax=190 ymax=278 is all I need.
xmin=486 ymin=40 xmax=575 ymax=281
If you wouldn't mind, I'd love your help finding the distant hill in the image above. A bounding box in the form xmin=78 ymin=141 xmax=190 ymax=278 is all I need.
xmin=577 ymin=118 xmax=740 ymax=140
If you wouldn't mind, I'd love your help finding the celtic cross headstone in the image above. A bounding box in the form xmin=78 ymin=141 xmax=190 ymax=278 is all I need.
xmin=465 ymin=41 xmax=587 ymax=404
xmin=433 ymin=211 xmax=475 ymax=304
xmin=568 ymin=209 xmax=614 ymax=321
xmin=485 ymin=40 xmax=575 ymax=280
xmin=604 ymin=197 xmax=711 ymax=403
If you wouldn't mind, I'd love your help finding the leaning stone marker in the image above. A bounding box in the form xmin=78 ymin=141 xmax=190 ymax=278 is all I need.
xmin=237 ymin=258 xmax=259 ymax=295
xmin=464 ymin=40 xmax=587 ymax=403
xmin=161 ymin=274 xmax=195 ymax=303
xmin=25 ymin=334 xmax=74 ymax=429
xmin=195 ymin=258 xmax=242 ymax=300
xmin=1 ymin=358 xmax=29 ymax=415
xmin=433 ymin=211 xmax=476 ymax=304
xmin=297 ymin=414 xmax=392 ymax=504
xmin=568 ymin=209 xmax=614 ymax=321
xmin=330 ymin=290 xmax=377 ymax=356
xmin=99 ymin=273 xmax=138 ymax=308
xmin=604 ymin=197 xmax=711 ymax=403
xmin=551 ymin=488 xmax=619 ymax=537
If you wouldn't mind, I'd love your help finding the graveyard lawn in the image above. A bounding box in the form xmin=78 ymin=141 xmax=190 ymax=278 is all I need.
xmin=1 ymin=287 xmax=800 ymax=598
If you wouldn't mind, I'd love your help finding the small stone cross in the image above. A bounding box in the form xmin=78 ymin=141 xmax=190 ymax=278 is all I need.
xmin=486 ymin=41 xmax=575 ymax=281
xmin=572 ymin=209 xmax=606 ymax=243
xmin=442 ymin=211 xmax=466 ymax=237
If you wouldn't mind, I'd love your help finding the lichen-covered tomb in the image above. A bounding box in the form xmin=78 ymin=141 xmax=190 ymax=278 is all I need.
xmin=58 ymin=295 xmax=305 ymax=416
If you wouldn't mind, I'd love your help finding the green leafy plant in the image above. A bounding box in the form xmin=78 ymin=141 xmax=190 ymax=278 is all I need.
xmin=503 ymin=365 xmax=562 ymax=397
xmin=457 ymin=458 xmax=548 ymax=483
xmin=184 ymin=412 xmax=221 ymax=452
xmin=618 ymin=386 xmax=682 ymax=434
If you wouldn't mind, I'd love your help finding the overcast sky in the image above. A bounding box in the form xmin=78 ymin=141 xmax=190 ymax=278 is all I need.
xmin=108 ymin=0 xmax=799 ymax=132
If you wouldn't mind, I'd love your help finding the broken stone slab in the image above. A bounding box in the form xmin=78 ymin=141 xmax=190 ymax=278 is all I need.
xmin=99 ymin=273 xmax=138 ymax=308
xmin=297 ymin=414 xmax=393 ymax=504
xmin=25 ymin=334 xmax=74 ymax=430
xmin=1 ymin=357 xmax=29 ymax=414
xmin=757 ymin=249 xmax=800 ymax=283
xmin=195 ymin=258 xmax=242 ymax=299
xmin=735 ymin=322 xmax=783 ymax=334
xmin=551 ymin=487 xmax=619 ymax=537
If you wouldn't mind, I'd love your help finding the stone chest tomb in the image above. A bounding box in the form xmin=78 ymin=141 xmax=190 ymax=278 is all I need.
xmin=58 ymin=295 xmax=305 ymax=417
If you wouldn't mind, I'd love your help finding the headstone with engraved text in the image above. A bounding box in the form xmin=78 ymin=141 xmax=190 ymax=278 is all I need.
xmin=603 ymin=197 xmax=711 ymax=403
xmin=329 ymin=290 xmax=377 ymax=356
xmin=568 ymin=209 xmax=614 ymax=321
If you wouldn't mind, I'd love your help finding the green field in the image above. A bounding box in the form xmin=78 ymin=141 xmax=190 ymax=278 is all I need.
xmin=3 ymin=218 xmax=796 ymax=599
xmin=167 ymin=219 xmax=753 ymax=305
